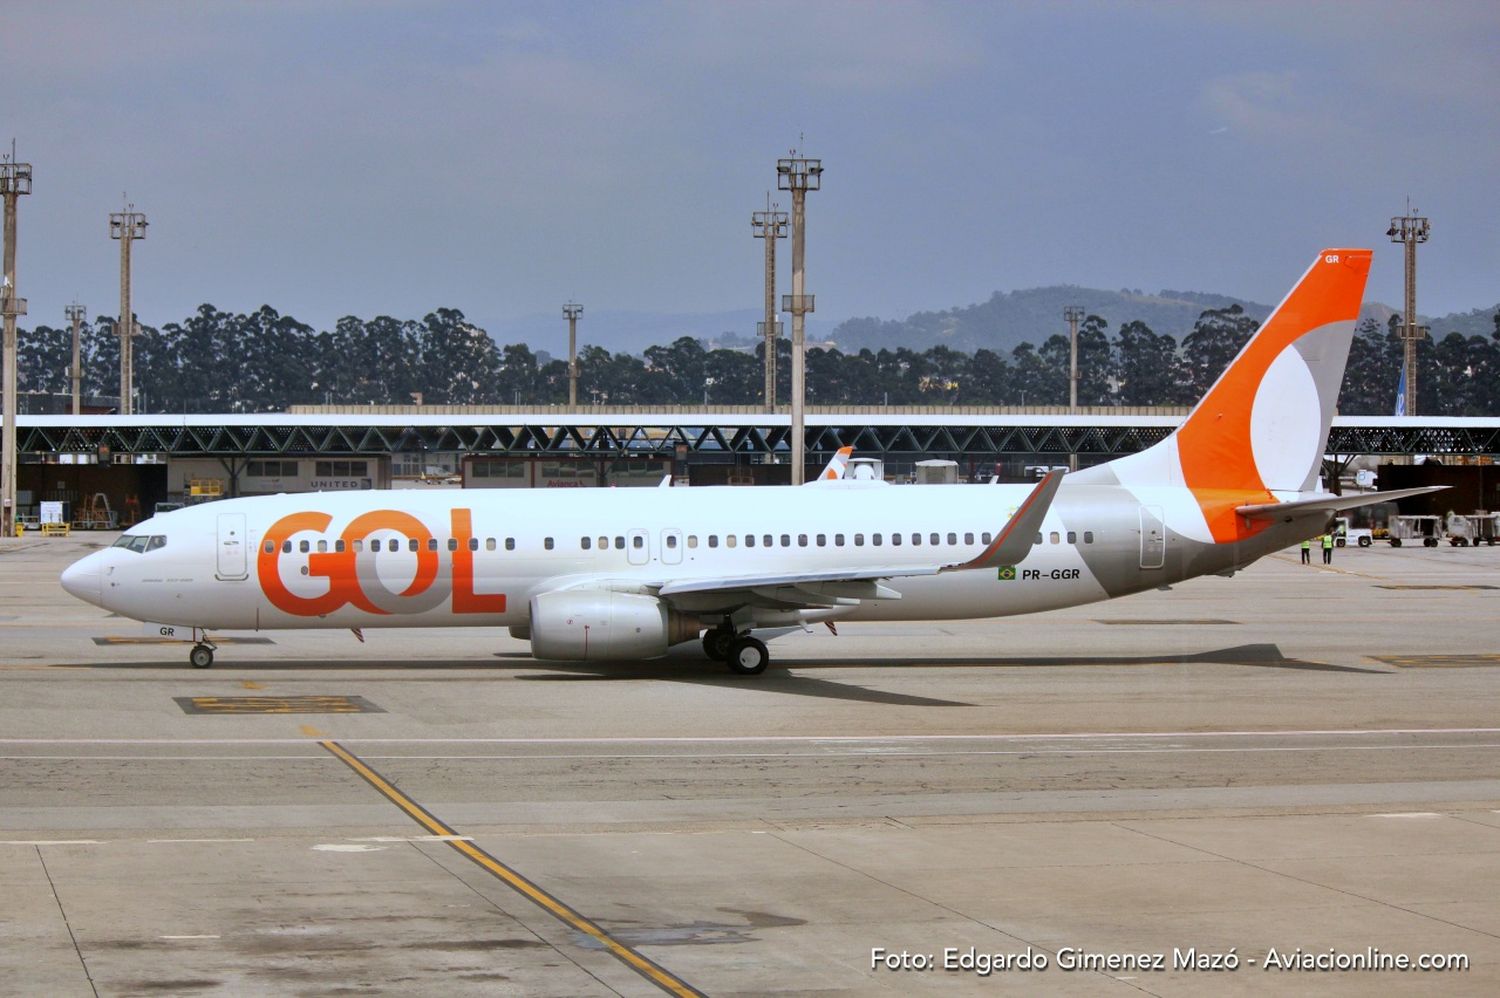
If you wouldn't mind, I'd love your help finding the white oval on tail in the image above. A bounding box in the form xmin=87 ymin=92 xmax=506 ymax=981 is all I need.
xmin=1249 ymin=344 xmax=1322 ymax=491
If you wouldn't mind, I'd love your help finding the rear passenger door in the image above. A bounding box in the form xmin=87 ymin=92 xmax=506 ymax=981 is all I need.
xmin=661 ymin=528 xmax=683 ymax=565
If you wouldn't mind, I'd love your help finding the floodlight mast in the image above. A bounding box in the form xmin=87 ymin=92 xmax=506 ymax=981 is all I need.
xmin=563 ymin=302 xmax=583 ymax=407
xmin=109 ymin=203 xmax=148 ymax=415
xmin=1063 ymin=305 xmax=1085 ymax=471
xmin=776 ymin=153 xmax=821 ymax=485
xmin=1387 ymin=208 xmax=1430 ymax=416
xmin=0 ymin=151 xmax=31 ymax=538
xmin=65 ymin=303 xmax=87 ymax=415
xmin=751 ymin=197 xmax=787 ymax=410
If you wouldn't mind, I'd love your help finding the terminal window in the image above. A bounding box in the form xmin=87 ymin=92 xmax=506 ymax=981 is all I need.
xmin=246 ymin=460 xmax=298 ymax=477
xmin=315 ymin=460 xmax=368 ymax=478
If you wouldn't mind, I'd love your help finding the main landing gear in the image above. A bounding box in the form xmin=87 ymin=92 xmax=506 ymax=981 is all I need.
xmin=702 ymin=624 xmax=770 ymax=676
xmin=189 ymin=641 xmax=216 ymax=669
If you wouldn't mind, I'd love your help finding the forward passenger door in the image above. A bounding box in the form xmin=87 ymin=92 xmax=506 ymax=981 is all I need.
xmin=627 ymin=528 xmax=650 ymax=566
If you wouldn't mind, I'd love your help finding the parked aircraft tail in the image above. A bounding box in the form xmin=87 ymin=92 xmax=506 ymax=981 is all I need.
xmin=1175 ymin=248 xmax=1371 ymax=496
xmin=1075 ymin=249 xmax=1373 ymax=541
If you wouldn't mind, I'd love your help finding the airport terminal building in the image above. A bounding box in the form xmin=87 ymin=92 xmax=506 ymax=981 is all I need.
xmin=12 ymin=406 xmax=1500 ymax=528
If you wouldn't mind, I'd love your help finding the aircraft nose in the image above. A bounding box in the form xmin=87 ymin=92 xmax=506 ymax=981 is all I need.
xmin=60 ymin=552 xmax=103 ymax=607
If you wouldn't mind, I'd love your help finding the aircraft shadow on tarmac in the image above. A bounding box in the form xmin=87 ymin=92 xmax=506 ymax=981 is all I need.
xmin=486 ymin=642 xmax=1387 ymax=708
xmin=66 ymin=642 xmax=1383 ymax=709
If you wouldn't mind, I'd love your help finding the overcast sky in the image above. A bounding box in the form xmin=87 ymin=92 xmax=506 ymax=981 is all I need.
xmin=3 ymin=1 xmax=1497 ymax=341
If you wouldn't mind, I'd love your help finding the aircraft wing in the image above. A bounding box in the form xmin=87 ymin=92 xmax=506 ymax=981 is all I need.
xmin=1235 ymin=485 xmax=1447 ymax=521
xmin=654 ymin=471 xmax=1064 ymax=612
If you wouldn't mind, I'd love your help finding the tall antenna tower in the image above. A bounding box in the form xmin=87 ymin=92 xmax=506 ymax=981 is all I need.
xmin=776 ymin=151 xmax=822 ymax=485
xmin=1386 ymin=206 xmax=1429 ymax=416
xmin=751 ymin=195 xmax=788 ymax=410
xmin=0 ymin=147 xmax=31 ymax=538
xmin=562 ymin=302 xmax=583 ymax=407
xmin=65 ymin=303 xmax=87 ymax=415
xmin=109 ymin=200 xmax=148 ymax=415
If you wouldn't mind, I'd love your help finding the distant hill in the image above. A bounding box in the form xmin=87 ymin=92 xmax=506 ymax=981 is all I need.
xmin=826 ymin=285 xmax=1497 ymax=355
xmin=1427 ymin=304 xmax=1500 ymax=339
xmin=476 ymin=294 xmax=1494 ymax=357
xmin=830 ymin=286 xmax=1273 ymax=354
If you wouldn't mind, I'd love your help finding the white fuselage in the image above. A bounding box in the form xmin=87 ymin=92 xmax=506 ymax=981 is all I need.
xmin=64 ymin=479 xmax=1220 ymax=633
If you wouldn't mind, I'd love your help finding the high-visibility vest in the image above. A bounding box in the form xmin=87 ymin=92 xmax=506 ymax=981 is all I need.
xmin=1301 ymin=539 xmax=1310 ymax=550
xmin=1321 ymin=534 xmax=1334 ymax=549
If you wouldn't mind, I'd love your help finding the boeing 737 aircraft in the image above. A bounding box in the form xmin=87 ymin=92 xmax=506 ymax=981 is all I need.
xmin=60 ymin=248 xmax=1438 ymax=674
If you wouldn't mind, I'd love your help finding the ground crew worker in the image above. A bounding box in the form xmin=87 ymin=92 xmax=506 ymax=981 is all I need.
xmin=1321 ymin=532 xmax=1334 ymax=565
xmin=1300 ymin=537 xmax=1311 ymax=565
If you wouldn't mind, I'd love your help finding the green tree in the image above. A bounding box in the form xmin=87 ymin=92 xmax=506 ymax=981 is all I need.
xmin=1114 ymin=320 xmax=1179 ymax=406
xmin=1075 ymin=315 xmax=1115 ymax=405
xmin=962 ymin=348 xmax=1012 ymax=404
xmin=1180 ymin=304 xmax=1258 ymax=399
xmin=1339 ymin=317 xmax=1401 ymax=414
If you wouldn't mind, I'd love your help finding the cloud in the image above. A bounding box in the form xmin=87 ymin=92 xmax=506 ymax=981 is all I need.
xmin=1197 ymin=71 xmax=1337 ymax=143
xmin=646 ymin=0 xmax=982 ymax=94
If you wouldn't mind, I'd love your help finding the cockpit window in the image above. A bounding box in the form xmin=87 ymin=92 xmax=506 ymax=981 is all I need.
xmin=111 ymin=534 xmax=165 ymax=554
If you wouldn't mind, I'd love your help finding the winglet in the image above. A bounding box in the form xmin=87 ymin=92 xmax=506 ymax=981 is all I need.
xmin=943 ymin=470 xmax=1065 ymax=572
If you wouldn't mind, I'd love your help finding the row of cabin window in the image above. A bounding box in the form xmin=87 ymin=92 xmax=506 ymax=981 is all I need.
xmin=267 ymin=529 xmax=1099 ymax=557
xmin=1043 ymin=531 xmax=1095 ymax=545
xmin=267 ymin=536 xmax=516 ymax=554
xmin=579 ymin=531 xmax=996 ymax=551
xmin=577 ymin=530 xmax=1096 ymax=550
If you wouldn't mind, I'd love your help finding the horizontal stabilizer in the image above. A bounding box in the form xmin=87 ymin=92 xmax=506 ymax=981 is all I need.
xmin=1235 ymin=486 xmax=1448 ymax=522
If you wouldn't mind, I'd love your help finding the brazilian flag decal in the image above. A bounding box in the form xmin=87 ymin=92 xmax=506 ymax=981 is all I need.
xmin=997 ymin=565 xmax=1017 ymax=581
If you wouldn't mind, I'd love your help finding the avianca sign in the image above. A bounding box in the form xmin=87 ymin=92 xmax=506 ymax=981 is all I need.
xmin=257 ymin=508 xmax=506 ymax=617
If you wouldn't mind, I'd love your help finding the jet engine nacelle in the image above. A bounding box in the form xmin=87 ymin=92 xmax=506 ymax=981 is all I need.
xmin=528 ymin=591 xmax=699 ymax=661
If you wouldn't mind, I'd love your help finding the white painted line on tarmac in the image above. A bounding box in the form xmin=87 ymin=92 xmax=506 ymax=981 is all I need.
xmin=0 ymin=839 xmax=102 ymax=846
xmin=348 ymin=834 xmax=473 ymax=843
xmin=355 ymin=743 xmax=1500 ymax=760
xmin=1369 ymin=812 xmax=1445 ymax=818
xmin=147 ymin=838 xmax=257 ymax=844
xmin=161 ymin=935 xmax=220 ymax=940
xmin=5 ymin=744 xmax=1500 ymax=764
xmin=0 ymin=755 xmax=328 ymax=761
xmin=4 ymin=727 xmax=1500 ymax=745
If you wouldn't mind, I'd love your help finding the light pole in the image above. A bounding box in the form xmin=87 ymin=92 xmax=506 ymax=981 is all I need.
xmin=751 ymin=199 xmax=787 ymax=409
xmin=109 ymin=203 xmax=148 ymax=415
xmin=777 ymin=153 xmax=822 ymax=485
xmin=1386 ymin=209 xmax=1429 ymax=416
xmin=1063 ymin=305 xmax=1084 ymax=471
xmin=0 ymin=151 xmax=31 ymax=537
xmin=65 ymin=303 xmax=86 ymax=415
xmin=563 ymin=302 xmax=582 ymax=407
xmin=1063 ymin=306 xmax=1084 ymax=412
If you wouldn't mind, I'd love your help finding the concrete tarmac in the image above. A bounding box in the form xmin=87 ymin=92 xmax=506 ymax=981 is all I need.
xmin=1 ymin=534 xmax=1498 ymax=996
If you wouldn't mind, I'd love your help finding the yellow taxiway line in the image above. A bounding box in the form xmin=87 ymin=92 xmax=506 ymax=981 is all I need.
xmin=318 ymin=739 xmax=704 ymax=998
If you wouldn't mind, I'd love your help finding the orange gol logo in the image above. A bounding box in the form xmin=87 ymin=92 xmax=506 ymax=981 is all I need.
xmin=258 ymin=508 xmax=506 ymax=617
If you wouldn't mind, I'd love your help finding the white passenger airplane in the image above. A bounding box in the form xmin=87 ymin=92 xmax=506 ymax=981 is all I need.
xmin=61 ymin=248 xmax=1438 ymax=674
